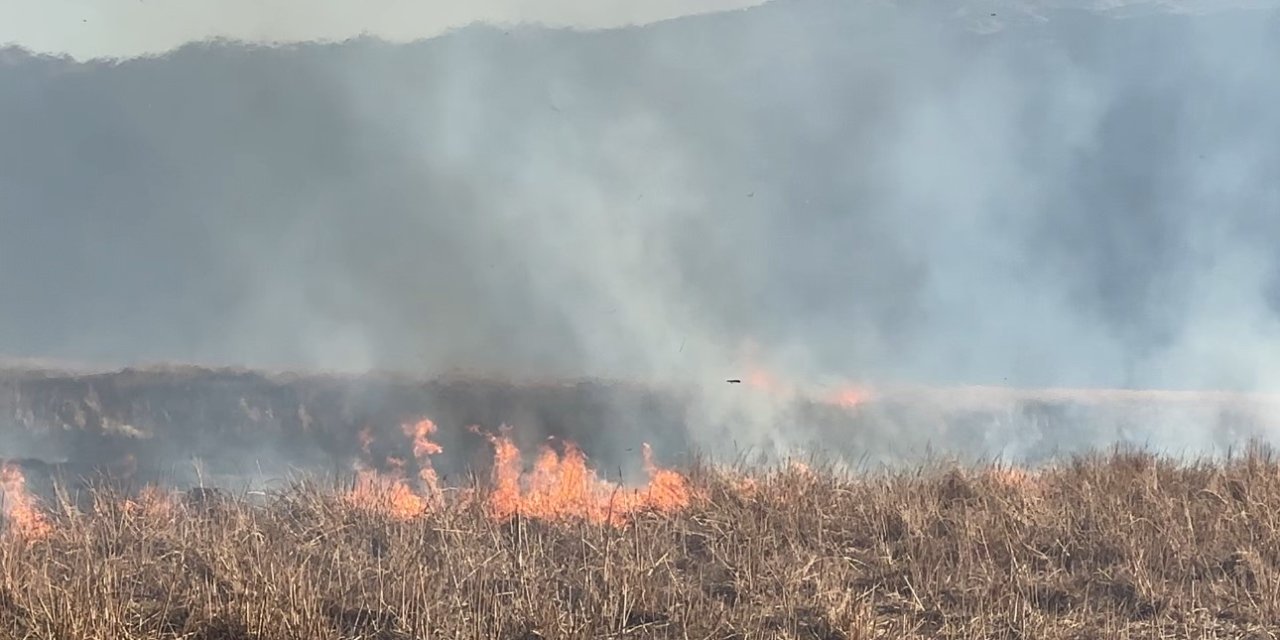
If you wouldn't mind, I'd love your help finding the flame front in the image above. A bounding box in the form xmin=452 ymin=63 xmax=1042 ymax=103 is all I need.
xmin=344 ymin=418 xmax=446 ymax=520
xmin=476 ymin=430 xmax=693 ymax=526
xmin=0 ymin=463 xmax=51 ymax=540
xmin=348 ymin=470 xmax=432 ymax=520
xmin=402 ymin=418 xmax=443 ymax=492
xmin=0 ymin=415 xmax=694 ymax=529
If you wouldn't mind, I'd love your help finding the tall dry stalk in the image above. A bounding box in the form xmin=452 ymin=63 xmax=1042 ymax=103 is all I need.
xmin=0 ymin=448 xmax=1278 ymax=638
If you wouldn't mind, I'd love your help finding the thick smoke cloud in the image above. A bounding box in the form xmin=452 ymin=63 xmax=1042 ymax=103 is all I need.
xmin=1 ymin=0 xmax=1280 ymax=461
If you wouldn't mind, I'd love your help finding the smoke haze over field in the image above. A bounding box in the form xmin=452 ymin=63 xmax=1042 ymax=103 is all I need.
xmin=1 ymin=0 xmax=1280 ymax=443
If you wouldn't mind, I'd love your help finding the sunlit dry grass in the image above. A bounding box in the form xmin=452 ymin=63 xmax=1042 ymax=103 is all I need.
xmin=4 ymin=447 xmax=1280 ymax=638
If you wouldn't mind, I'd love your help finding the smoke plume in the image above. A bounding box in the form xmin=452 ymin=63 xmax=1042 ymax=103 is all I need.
xmin=1 ymin=0 xmax=1279 ymax=462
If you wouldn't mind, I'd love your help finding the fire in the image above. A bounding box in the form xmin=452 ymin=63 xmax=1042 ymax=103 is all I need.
xmin=123 ymin=485 xmax=176 ymax=520
xmin=747 ymin=368 xmax=872 ymax=409
xmin=746 ymin=367 xmax=785 ymax=394
xmin=0 ymin=408 xmax=687 ymax=536
xmin=475 ymin=429 xmax=693 ymax=526
xmin=736 ymin=342 xmax=872 ymax=408
xmin=402 ymin=418 xmax=443 ymax=492
xmin=337 ymin=415 xmax=695 ymax=525
xmin=826 ymin=386 xmax=870 ymax=408
xmin=348 ymin=469 xmax=431 ymax=520
xmin=476 ymin=425 xmax=522 ymax=518
xmin=983 ymin=467 xmax=1041 ymax=494
xmin=403 ymin=419 xmax=444 ymax=458
xmin=641 ymin=444 xmax=693 ymax=509
xmin=0 ymin=463 xmax=51 ymax=540
xmin=344 ymin=418 xmax=445 ymax=520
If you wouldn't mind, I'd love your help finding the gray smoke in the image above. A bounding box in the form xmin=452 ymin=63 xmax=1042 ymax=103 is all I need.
xmin=2 ymin=0 xmax=1279 ymax=462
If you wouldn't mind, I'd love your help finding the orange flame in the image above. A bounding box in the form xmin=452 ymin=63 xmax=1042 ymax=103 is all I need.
xmin=345 ymin=418 xmax=692 ymax=525
xmin=825 ymin=385 xmax=871 ymax=408
xmin=746 ymin=367 xmax=786 ymax=394
xmin=475 ymin=429 xmax=693 ymax=526
xmin=344 ymin=418 xmax=445 ymax=520
xmin=642 ymin=443 xmax=693 ymax=509
xmin=737 ymin=343 xmax=872 ymax=408
xmin=403 ymin=418 xmax=444 ymax=458
xmin=476 ymin=425 xmax=522 ymax=518
xmin=348 ymin=469 xmax=431 ymax=520
xmin=123 ymin=485 xmax=176 ymax=520
xmin=402 ymin=418 xmax=443 ymax=492
xmin=0 ymin=463 xmax=51 ymax=540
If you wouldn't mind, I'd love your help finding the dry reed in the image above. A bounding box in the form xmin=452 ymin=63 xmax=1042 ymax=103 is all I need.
xmin=2 ymin=447 xmax=1280 ymax=639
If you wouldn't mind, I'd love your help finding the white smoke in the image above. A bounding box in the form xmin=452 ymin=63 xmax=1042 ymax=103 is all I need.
xmin=1 ymin=0 xmax=1279 ymax=461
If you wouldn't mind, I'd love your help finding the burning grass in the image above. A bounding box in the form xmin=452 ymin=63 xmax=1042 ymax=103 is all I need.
xmin=340 ymin=420 xmax=696 ymax=525
xmin=3 ymin=447 xmax=1280 ymax=638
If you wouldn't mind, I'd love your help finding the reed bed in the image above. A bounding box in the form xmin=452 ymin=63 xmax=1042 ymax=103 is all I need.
xmin=2 ymin=448 xmax=1280 ymax=639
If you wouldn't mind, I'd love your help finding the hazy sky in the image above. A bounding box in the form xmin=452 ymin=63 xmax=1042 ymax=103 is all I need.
xmin=0 ymin=0 xmax=764 ymax=60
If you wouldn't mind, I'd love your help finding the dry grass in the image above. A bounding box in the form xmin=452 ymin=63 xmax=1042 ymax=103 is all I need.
xmin=4 ymin=447 xmax=1280 ymax=639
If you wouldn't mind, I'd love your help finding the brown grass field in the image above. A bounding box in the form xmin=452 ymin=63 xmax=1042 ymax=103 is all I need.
xmin=3 ymin=446 xmax=1280 ymax=639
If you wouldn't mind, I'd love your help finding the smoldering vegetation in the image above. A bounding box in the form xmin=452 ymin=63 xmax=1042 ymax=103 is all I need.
xmin=3 ymin=449 xmax=1280 ymax=638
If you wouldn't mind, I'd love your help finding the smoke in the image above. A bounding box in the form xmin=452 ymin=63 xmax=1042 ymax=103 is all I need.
xmin=1 ymin=0 xmax=1279 ymax=462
